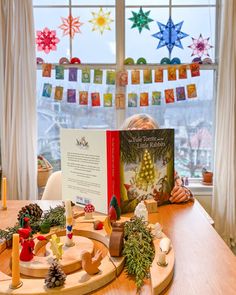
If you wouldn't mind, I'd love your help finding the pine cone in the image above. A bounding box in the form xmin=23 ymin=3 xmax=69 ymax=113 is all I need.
xmin=17 ymin=203 xmax=43 ymax=222
xmin=45 ymin=260 xmax=66 ymax=289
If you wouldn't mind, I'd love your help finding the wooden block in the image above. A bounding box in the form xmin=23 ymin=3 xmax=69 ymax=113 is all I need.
xmin=144 ymin=199 xmax=158 ymax=213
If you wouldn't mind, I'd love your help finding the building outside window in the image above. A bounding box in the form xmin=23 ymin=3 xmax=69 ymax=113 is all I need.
xmin=34 ymin=0 xmax=218 ymax=177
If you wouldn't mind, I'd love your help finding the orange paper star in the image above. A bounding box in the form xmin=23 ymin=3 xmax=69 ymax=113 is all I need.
xmin=59 ymin=15 xmax=83 ymax=38
xmin=89 ymin=8 xmax=114 ymax=34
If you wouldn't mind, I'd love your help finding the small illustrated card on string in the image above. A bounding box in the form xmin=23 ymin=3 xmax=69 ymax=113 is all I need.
xmin=115 ymin=93 xmax=126 ymax=109
xmin=190 ymin=63 xmax=200 ymax=77
xmin=187 ymin=84 xmax=197 ymax=98
xmin=176 ymin=86 xmax=186 ymax=101
xmin=143 ymin=69 xmax=152 ymax=84
xmin=42 ymin=63 xmax=52 ymax=77
xmin=168 ymin=66 xmax=177 ymax=81
xmin=131 ymin=70 xmax=140 ymax=84
xmin=104 ymin=93 xmax=113 ymax=107
xmin=106 ymin=71 xmax=116 ymax=85
xmin=69 ymin=68 xmax=78 ymax=82
xmin=165 ymin=89 xmax=175 ymax=103
xmin=42 ymin=83 xmax=52 ymax=97
xmin=91 ymin=92 xmax=101 ymax=106
xmin=54 ymin=86 xmax=64 ymax=100
xmin=178 ymin=65 xmax=187 ymax=79
xmin=55 ymin=65 xmax=64 ymax=80
xmin=117 ymin=71 xmax=128 ymax=86
xmin=152 ymin=91 xmax=161 ymax=105
xmin=140 ymin=92 xmax=149 ymax=106
xmin=82 ymin=69 xmax=91 ymax=83
xmin=67 ymin=89 xmax=76 ymax=103
xmin=79 ymin=91 xmax=88 ymax=105
xmin=94 ymin=69 xmax=103 ymax=84
xmin=128 ymin=93 xmax=138 ymax=107
xmin=154 ymin=68 xmax=163 ymax=83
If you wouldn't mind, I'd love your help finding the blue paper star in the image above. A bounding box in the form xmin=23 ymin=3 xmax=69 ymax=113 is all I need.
xmin=152 ymin=17 xmax=188 ymax=54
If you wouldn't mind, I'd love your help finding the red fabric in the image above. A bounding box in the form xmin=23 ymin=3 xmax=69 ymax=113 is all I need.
xmin=20 ymin=239 xmax=35 ymax=262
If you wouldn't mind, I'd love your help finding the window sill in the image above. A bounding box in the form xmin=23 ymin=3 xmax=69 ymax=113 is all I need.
xmin=187 ymin=179 xmax=213 ymax=196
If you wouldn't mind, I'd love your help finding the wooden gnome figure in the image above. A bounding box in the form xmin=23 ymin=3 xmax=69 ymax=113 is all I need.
xmin=108 ymin=195 xmax=121 ymax=222
xmin=18 ymin=228 xmax=35 ymax=262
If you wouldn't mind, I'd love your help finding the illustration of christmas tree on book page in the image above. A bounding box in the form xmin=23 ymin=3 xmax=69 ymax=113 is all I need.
xmin=119 ymin=129 xmax=175 ymax=213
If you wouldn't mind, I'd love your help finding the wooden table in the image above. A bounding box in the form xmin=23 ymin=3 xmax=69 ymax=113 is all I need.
xmin=1 ymin=200 xmax=236 ymax=295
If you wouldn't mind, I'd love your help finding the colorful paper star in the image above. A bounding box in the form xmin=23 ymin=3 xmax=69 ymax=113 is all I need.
xmin=152 ymin=17 xmax=188 ymax=54
xmin=89 ymin=8 xmax=114 ymax=34
xmin=188 ymin=34 xmax=213 ymax=57
xmin=59 ymin=15 xmax=83 ymax=38
xmin=129 ymin=7 xmax=153 ymax=34
xmin=36 ymin=27 xmax=60 ymax=54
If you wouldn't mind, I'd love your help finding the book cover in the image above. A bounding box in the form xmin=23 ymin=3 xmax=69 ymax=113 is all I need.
xmin=61 ymin=129 xmax=174 ymax=214
xmin=61 ymin=129 xmax=120 ymax=214
xmin=119 ymin=129 xmax=174 ymax=213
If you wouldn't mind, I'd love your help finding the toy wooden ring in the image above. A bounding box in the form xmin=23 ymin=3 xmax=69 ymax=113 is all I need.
xmin=170 ymin=57 xmax=181 ymax=65
xmin=59 ymin=57 xmax=70 ymax=64
xmin=202 ymin=57 xmax=212 ymax=64
xmin=70 ymin=57 xmax=81 ymax=64
xmin=36 ymin=57 xmax=44 ymax=64
xmin=192 ymin=57 xmax=202 ymax=64
xmin=124 ymin=57 xmax=135 ymax=65
xmin=160 ymin=57 xmax=171 ymax=64
xmin=136 ymin=57 xmax=147 ymax=64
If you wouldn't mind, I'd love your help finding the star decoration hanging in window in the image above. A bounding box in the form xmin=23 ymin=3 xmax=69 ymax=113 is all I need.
xmin=129 ymin=7 xmax=153 ymax=34
xmin=36 ymin=27 xmax=60 ymax=54
xmin=188 ymin=34 xmax=213 ymax=57
xmin=89 ymin=8 xmax=114 ymax=34
xmin=152 ymin=17 xmax=188 ymax=54
xmin=59 ymin=15 xmax=83 ymax=38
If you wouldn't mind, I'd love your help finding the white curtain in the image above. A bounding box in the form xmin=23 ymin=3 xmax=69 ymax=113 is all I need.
xmin=212 ymin=0 xmax=236 ymax=248
xmin=0 ymin=0 xmax=37 ymax=200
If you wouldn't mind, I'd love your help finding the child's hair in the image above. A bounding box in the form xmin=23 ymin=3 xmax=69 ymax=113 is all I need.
xmin=120 ymin=113 xmax=159 ymax=130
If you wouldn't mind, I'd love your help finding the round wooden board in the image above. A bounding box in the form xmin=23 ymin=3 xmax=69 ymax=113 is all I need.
xmin=20 ymin=236 xmax=94 ymax=278
xmin=0 ymin=218 xmax=175 ymax=295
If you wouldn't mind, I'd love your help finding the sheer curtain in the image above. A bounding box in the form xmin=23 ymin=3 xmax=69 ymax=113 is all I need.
xmin=212 ymin=0 xmax=236 ymax=249
xmin=0 ymin=0 xmax=37 ymax=200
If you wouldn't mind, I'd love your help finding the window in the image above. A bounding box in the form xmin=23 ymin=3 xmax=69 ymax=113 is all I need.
xmin=34 ymin=0 xmax=218 ymax=177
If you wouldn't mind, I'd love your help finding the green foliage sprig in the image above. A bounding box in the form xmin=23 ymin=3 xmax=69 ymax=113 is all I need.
xmin=123 ymin=216 xmax=155 ymax=292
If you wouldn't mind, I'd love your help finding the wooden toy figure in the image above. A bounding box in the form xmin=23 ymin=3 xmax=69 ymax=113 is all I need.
xmin=18 ymin=228 xmax=35 ymax=262
xmin=81 ymin=250 xmax=102 ymax=275
xmin=84 ymin=204 xmax=95 ymax=220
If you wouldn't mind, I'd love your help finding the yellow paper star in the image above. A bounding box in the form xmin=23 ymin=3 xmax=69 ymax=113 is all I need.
xmin=89 ymin=8 xmax=114 ymax=34
xmin=50 ymin=234 xmax=63 ymax=260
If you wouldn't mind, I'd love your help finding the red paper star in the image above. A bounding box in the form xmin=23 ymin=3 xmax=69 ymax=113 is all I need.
xmin=36 ymin=27 xmax=60 ymax=54
xmin=188 ymin=34 xmax=213 ymax=57
xmin=59 ymin=15 xmax=83 ymax=38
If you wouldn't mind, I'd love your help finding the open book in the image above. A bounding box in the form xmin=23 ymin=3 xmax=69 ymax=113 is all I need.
xmin=61 ymin=128 xmax=174 ymax=214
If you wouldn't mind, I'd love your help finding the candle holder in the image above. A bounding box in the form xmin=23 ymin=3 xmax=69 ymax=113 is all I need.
xmin=9 ymin=281 xmax=23 ymax=289
xmin=1 ymin=206 xmax=7 ymax=210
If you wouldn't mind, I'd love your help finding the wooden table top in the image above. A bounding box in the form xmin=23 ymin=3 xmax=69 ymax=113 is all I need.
xmin=1 ymin=200 xmax=236 ymax=295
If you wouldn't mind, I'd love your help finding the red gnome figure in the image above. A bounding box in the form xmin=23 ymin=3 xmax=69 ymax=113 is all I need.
xmin=18 ymin=228 xmax=35 ymax=262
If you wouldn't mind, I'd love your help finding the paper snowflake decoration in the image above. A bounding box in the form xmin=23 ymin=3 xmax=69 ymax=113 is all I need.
xmin=36 ymin=27 xmax=60 ymax=54
xmin=59 ymin=15 xmax=83 ymax=38
xmin=152 ymin=17 xmax=188 ymax=54
xmin=129 ymin=7 xmax=153 ymax=33
xmin=188 ymin=34 xmax=213 ymax=57
xmin=89 ymin=8 xmax=114 ymax=34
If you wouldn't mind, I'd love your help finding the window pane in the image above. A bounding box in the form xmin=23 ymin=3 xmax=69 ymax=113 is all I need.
xmin=34 ymin=8 xmax=70 ymax=63
xmin=34 ymin=0 xmax=69 ymax=6
xmin=72 ymin=7 xmax=116 ymax=63
xmin=72 ymin=0 xmax=115 ymax=5
xmin=125 ymin=8 xmax=169 ymax=63
xmin=126 ymin=0 xmax=169 ymax=5
xmin=172 ymin=7 xmax=215 ymax=63
xmin=125 ymin=69 xmax=214 ymax=177
xmin=37 ymin=69 xmax=116 ymax=168
xmin=172 ymin=0 xmax=216 ymax=5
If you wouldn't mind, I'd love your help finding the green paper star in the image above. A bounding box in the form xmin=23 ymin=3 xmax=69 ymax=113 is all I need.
xmin=129 ymin=7 xmax=153 ymax=34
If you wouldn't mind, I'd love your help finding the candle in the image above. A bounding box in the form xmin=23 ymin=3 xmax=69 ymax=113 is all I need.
xmin=11 ymin=234 xmax=22 ymax=288
xmin=2 ymin=177 xmax=7 ymax=209
xmin=65 ymin=200 xmax=74 ymax=247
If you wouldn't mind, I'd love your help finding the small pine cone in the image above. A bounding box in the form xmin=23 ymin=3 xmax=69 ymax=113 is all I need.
xmin=17 ymin=203 xmax=43 ymax=222
xmin=45 ymin=260 xmax=66 ymax=289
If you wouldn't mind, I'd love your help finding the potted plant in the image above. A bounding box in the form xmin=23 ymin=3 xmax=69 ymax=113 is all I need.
xmin=202 ymin=168 xmax=213 ymax=185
